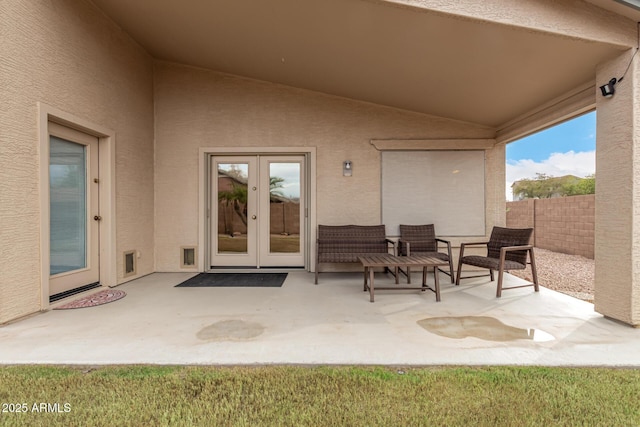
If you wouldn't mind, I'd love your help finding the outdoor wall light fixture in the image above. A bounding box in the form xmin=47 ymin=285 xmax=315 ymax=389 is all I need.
xmin=343 ymin=160 xmax=352 ymax=177
xmin=599 ymin=78 xmax=618 ymax=98
xmin=599 ymin=22 xmax=640 ymax=98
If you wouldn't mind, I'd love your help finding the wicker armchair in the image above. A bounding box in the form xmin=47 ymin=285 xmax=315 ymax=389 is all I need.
xmin=455 ymin=226 xmax=538 ymax=297
xmin=397 ymin=224 xmax=454 ymax=283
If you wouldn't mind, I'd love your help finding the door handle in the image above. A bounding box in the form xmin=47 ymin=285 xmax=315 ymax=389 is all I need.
xmin=94 ymin=215 xmax=102 ymax=221
xmin=251 ymin=215 xmax=257 ymax=220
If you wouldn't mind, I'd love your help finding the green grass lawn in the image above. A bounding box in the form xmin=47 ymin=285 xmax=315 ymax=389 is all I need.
xmin=0 ymin=365 xmax=639 ymax=426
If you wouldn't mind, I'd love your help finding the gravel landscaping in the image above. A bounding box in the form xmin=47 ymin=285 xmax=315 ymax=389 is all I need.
xmin=508 ymin=247 xmax=594 ymax=303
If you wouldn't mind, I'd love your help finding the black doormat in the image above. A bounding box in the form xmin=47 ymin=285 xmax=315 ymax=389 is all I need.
xmin=175 ymin=273 xmax=288 ymax=288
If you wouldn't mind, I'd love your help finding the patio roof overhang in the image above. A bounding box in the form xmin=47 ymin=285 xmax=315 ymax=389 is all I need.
xmin=92 ymin=0 xmax=635 ymax=131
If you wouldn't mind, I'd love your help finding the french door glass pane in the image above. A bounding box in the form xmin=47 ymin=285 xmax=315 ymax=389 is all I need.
xmin=49 ymin=137 xmax=87 ymax=275
xmin=269 ymin=163 xmax=300 ymax=253
xmin=217 ymin=163 xmax=249 ymax=253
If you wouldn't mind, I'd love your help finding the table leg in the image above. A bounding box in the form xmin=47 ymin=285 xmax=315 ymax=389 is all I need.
xmin=369 ymin=267 xmax=375 ymax=302
xmin=363 ymin=266 xmax=368 ymax=291
xmin=407 ymin=267 xmax=411 ymax=284
xmin=434 ymin=266 xmax=441 ymax=302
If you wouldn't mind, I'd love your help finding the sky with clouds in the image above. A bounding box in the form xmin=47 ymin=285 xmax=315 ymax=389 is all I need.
xmin=505 ymin=111 xmax=596 ymax=200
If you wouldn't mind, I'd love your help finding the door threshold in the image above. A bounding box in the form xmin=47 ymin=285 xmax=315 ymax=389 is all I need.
xmin=49 ymin=282 xmax=101 ymax=303
xmin=207 ymin=267 xmax=306 ymax=274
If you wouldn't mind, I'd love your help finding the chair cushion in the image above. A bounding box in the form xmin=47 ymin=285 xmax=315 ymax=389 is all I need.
xmin=461 ymin=255 xmax=526 ymax=271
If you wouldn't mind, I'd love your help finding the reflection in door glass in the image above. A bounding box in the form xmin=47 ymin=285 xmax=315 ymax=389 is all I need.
xmin=217 ymin=163 xmax=249 ymax=253
xmin=50 ymin=137 xmax=87 ymax=275
xmin=269 ymin=163 xmax=300 ymax=253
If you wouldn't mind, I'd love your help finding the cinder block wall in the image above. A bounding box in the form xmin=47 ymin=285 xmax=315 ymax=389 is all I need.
xmin=506 ymin=195 xmax=595 ymax=259
xmin=505 ymin=199 xmax=535 ymax=242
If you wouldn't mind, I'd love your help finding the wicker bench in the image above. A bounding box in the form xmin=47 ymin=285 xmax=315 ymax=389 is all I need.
xmin=315 ymin=225 xmax=396 ymax=284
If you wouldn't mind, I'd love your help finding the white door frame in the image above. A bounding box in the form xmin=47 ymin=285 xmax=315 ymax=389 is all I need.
xmin=198 ymin=147 xmax=316 ymax=272
xmin=38 ymin=103 xmax=116 ymax=309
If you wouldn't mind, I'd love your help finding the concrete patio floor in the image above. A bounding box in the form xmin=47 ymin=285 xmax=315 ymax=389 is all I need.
xmin=1 ymin=271 xmax=639 ymax=366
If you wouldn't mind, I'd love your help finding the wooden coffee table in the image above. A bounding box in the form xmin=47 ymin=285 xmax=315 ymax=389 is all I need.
xmin=358 ymin=254 xmax=449 ymax=302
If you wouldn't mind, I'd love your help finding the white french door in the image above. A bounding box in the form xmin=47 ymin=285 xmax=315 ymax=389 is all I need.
xmin=48 ymin=122 xmax=100 ymax=296
xmin=210 ymin=155 xmax=305 ymax=268
xmin=258 ymin=156 xmax=305 ymax=267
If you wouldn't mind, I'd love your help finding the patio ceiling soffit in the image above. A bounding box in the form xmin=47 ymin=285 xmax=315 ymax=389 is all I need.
xmin=92 ymin=0 xmax=631 ymax=128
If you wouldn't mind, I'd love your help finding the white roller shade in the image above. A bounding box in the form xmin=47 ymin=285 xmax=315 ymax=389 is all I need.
xmin=382 ymin=151 xmax=485 ymax=236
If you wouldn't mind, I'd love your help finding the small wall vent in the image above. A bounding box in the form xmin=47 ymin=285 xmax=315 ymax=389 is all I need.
xmin=181 ymin=246 xmax=197 ymax=268
xmin=124 ymin=250 xmax=136 ymax=277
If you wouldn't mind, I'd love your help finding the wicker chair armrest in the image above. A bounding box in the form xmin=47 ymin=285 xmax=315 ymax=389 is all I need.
xmin=435 ymin=238 xmax=452 ymax=249
xmin=397 ymin=238 xmax=411 ymax=255
xmin=500 ymin=245 xmax=533 ymax=252
xmin=499 ymin=245 xmax=534 ymax=265
xmin=458 ymin=241 xmax=489 ymax=259
xmin=386 ymin=238 xmax=396 ymax=253
xmin=436 ymin=238 xmax=453 ymax=260
xmin=460 ymin=241 xmax=489 ymax=247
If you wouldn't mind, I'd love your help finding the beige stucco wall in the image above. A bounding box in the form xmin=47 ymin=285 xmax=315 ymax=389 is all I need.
xmin=153 ymin=61 xmax=502 ymax=272
xmin=0 ymin=0 xmax=154 ymax=323
xmin=595 ymin=49 xmax=640 ymax=326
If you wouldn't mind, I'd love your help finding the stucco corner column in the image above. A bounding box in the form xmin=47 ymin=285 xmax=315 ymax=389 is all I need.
xmin=595 ymin=49 xmax=640 ymax=327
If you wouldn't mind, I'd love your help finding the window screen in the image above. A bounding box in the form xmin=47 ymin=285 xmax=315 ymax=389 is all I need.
xmin=381 ymin=151 xmax=485 ymax=236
